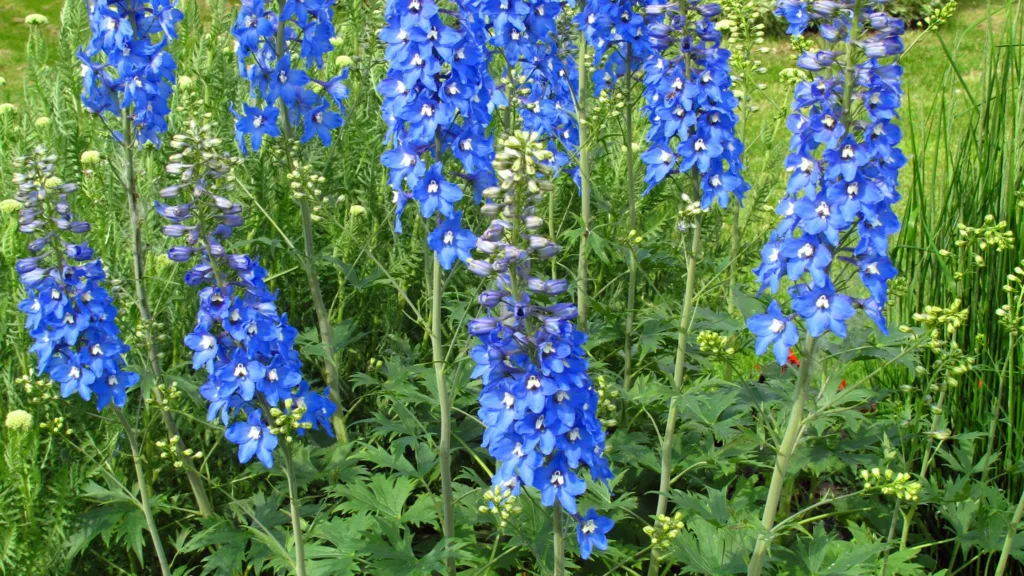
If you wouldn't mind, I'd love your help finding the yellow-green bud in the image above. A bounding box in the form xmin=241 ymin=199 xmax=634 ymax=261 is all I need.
xmin=5 ymin=409 xmax=33 ymax=431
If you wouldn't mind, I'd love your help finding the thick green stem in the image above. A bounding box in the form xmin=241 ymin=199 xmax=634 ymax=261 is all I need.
xmin=983 ymin=337 xmax=1014 ymax=484
xmin=623 ymin=47 xmax=638 ymax=393
xmin=879 ymin=501 xmax=902 ymax=576
xmin=298 ymin=198 xmax=349 ymax=444
xmin=576 ymin=30 xmax=592 ymax=331
xmin=274 ymin=23 xmax=348 ymax=445
xmin=900 ymin=385 xmax=947 ymax=550
xmin=996 ymin=487 xmax=1024 ymax=576
xmin=120 ymin=112 xmax=213 ymax=517
xmin=648 ymin=213 xmax=702 ymax=576
xmin=553 ymin=502 xmax=565 ymax=576
xmin=114 ymin=408 xmax=171 ymax=576
xmin=747 ymin=336 xmax=818 ymax=576
xmin=282 ymin=444 xmax=307 ymax=576
xmin=430 ymin=255 xmax=456 ymax=576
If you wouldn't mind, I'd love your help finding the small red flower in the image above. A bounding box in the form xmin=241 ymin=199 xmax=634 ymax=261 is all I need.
xmin=838 ymin=379 xmax=847 ymax=391
xmin=787 ymin=348 xmax=800 ymax=367
xmin=978 ymin=378 xmax=984 ymax=390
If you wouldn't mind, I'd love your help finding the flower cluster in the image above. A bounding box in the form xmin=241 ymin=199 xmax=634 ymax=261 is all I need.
xmin=465 ymin=0 xmax=579 ymax=172
xmin=860 ymin=467 xmax=921 ymax=501
xmin=577 ymin=0 xmax=654 ymax=94
xmin=639 ymin=0 xmax=750 ymax=210
xmin=13 ymin=147 xmax=138 ymax=411
xmin=749 ymin=0 xmax=905 ymax=364
xmin=78 ymin=0 xmax=183 ymax=146
xmin=157 ymin=120 xmax=336 ymax=468
xmin=468 ymin=131 xmax=614 ymax=560
xmin=230 ymin=0 xmax=350 ymax=154
xmin=378 ymin=0 xmax=501 ymax=260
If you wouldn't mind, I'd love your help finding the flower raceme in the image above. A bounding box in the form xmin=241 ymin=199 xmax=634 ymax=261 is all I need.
xmin=230 ymin=0 xmax=350 ymax=153
xmin=468 ymin=131 xmax=614 ymax=560
xmin=378 ymin=0 xmax=501 ymax=267
xmin=640 ymin=0 xmax=750 ymax=209
xmin=577 ymin=0 xmax=654 ymax=94
xmin=14 ymin=148 xmax=138 ymax=411
xmin=158 ymin=121 xmax=336 ymax=468
xmin=749 ymin=0 xmax=904 ymax=364
xmin=78 ymin=0 xmax=184 ymax=145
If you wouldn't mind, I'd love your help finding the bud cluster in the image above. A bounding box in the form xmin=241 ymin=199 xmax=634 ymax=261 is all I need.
xmin=478 ymin=485 xmax=523 ymax=529
xmin=643 ymin=512 xmax=685 ymax=552
xmin=860 ymin=467 xmax=921 ymax=501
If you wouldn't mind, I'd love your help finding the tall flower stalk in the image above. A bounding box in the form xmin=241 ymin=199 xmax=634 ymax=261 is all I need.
xmin=12 ymin=148 xmax=170 ymax=575
xmin=378 ymin=1 xmax=500 ymax=571
xmin=78 ymin=0 xmax=213 ymax=517
xmin=637 ymin=1 xmax=748 ymax=572
xmin=746 ymin=0 xmax=905 ymax=572
xmin=230 ymin=0 xmax=352 ymax=443
xmin=468 ymin=131 xmax=615 ymax=574
xmin=577 ymin=0 xmax=656 ymax=388
xmin=158 ymin=119 xmax=338 ymax=576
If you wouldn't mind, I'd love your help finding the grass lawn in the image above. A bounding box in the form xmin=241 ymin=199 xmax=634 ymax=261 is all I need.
xmin=0 ymin=0 xmax=62 ymax=101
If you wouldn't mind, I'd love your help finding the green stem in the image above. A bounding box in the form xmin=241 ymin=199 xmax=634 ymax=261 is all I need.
xmin=879 ymin=501 xmax=901 ymax=576
xmin=274 ymin=23 xmax=348 ymax=445
xmin=900 ymin=385 xmax=948 ymax=550
xmin=553 ymin=501 xmax=565 ymax=576
xmin=120 ymin=111 xmax=214 ymax=517
xmin=747 ymin=335 xmax=818 ymax=576
xmin=576 ymin=29 xmax=592 ymax=331
xmin=623 ymin=46 xmax=638 ymax=393
xmin=430 ymin=254 xmax=456 ymax=576
xmin=114 ymin=408 xmax=171 ymax=576
xmin=282 ymin=444 xmax=306 ymax=576
xmin=996 ymin=487 xmax=1024 ymax=576
xmin=648 ymin=212 xmax=703 ymax=576
xmin=982 ymin=336 xmax=1014 ymax=484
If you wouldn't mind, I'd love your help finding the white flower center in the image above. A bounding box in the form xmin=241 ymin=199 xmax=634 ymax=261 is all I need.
xmin=769 ymin=247 xmax=780 ymax=263
xmin=816 ymin=295 xmax=830 ymax=309
xmin=582 ymin=520 xmax=597 ymax=534
xmin=659 ymin=150 xmax=672 ymax=163
xmin=847 ymin=182 xmax=859 ymax=197
xmin=69 ymin=366 xmax=81 ymax=379
xmin=816 ymin=202 xmax=830 ymax=218
xmin=420 ymin=104 xmax=434 ymax=117
xmin=248 ymin=425 xmax=261 ymax=440
xmin=797 ymin=243 xmax=814 ymax=258
xmin=502 ymin=392 xmax=515 ymax=409
xmin=200 ymin=335 xmax=214 ymax=350
xmin=568 ymin=428 xmax=580 ymax=441
xmin=253 ymin=116 xmax=263 ymax=128
xmin=694 ymin=139 xmax=707 ymax=152
xmin=865 ymin=263 xmax=879 ymax=275
xmin=842 ymin=145 xmax=855 ymax=159
xmin=268 ymin=369 xmax=279 ymax=382
xmin=799 ymin=158 xmax=814 ymax=173
xmin=443 ymin=230 xmax=454 ymax=244
xmin=527 ymin=375 xmax=540 ymax=390
xmin=551 ymin=470 xmax=565 ymax=486
xmin=428 ymin=180 xmax=439 ymax=194
xmin=91 ymin=344 xmax=103 ymax=356
xmin=769 ymin=318 xmax=785 ymax=333
xmin=234 ymin=363 xmax=248 ymax=378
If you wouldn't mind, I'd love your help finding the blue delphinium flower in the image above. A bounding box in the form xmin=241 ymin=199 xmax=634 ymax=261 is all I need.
xmin=577 ymin=507 xmax=615 ymax=559
xmin=577 ymin=0 xmax=654 ymax=94
xmin=464 ymin=0 xmax=578 ymax=173
xmin=378 ymin=0 xmax=501 ymax=268
xmin=79 ymin=0 xmax=183 ymax=146
xmin=13 ymin=148 xmax=139 ymax=411
xmin=641 ymin=0 xmax=750 ymax=209
xmin=751 ymin=0 xmax=905 ymax=363
xmin=158 ymin=122 xmax=336 ymax=468
xmin=230 ymin=0 xmax=349 ymax=154
xmin=469 ymin=131 xmax=615 ymax=559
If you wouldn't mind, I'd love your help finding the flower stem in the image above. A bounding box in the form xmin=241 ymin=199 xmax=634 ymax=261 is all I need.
xmin=996 ymin=487 xmax=1024 ymax=576
xmin=120 ymin=111 xmax=214 ymax=517
xmin=298 ymin=197 xmax=349 ymax=444
xmin=879 ymin=501 xmax=901 ymax=576
xmin=576 ymin=29 xmax=592 ymax=331
xmin=648 ymin=211 xmax=703 ymax=576
xmin=747 ymin=335 xmax=818 ymax=576
xmin=282 ymin=444 xmax=307 ymax=576
xmin=553 ymin=501 xmax=565 ymax=576
xmin=114 ymin=407 xmax=171 ymax=576
xmin=623 ymin=46 xmax=638 ymax=393
xmin=274 ymin=23 xmax=348 ymax=445
xmin=430 ymin=254 xmax=456 ymax=576
xmin=900 ymin=383 xmax=947 ymax=550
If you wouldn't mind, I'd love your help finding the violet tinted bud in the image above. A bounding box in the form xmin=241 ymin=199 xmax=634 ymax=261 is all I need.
xmin=694 ymin=3 xmax=721 ymax=18
xmin=466 ymin=258 xmax=494 ymax=277
xmin=820 ymin=22 xmax=843 ymax=42
xmin=522 ymin=215 xmax=543 ymax=229
xmin=479 ymin=290 xmax=504 ymax=308
xmin=160 ymin=185 xmax=183 ymax=198
xmin=69 ymin=221 xmax=91 ymax=233
xmin=481 ymin=203 xmax=504 ymax=217
xmin=477 ymin=238 xmax=501 ymax=254
xmin=546 ymin=303 xmax=579 ymax=319
xmin=212 ymin=195 xmax=234 ymax=209
xmin=163 ymin=224 xmax=189 ymax=237
xmin=544 ymin=279 xmax=568 ymax=294
xmin=168 ymin=246 xmax=195 ymax=262
xmin=28 ymin=237 xmax=49 ymax=252
xmin=528 ymin=235 xmax=549 ymax=250
xmin=812 ymin=0 xmax=839 ymax=17
xmin=492 ymin=258 xmax=509 ymax=273
xmin=469 ymin=317 xmax=498 ymax=335
xmin=16 ymin=257 xmax=40 ymax=274
xmin=65 ymin=244 xmax=94 ymax=261
xmin=19 ymin=268 xmax=47 ymax=287
xmin=863 ymin=37 xmax=902 ymax=58
xmin=535 ymin=244 xmax=560 ymax=259
xmin=527 ymin=277 xmax=546 ymax=292
xmin=797 ymin=51 xmax=836 ymax=71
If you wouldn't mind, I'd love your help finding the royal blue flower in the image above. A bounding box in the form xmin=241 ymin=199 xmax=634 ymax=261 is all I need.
xmin=749 ymin=0 xmax=905 ymax=355
xmin=428 ymin=212 xmax=477 ymax=270
xmin=230 ymin=0 xmax=349 ymax=154
xmin=12 ymin=148 xmax=139 ymax=411
xmin=746 ymin=300 xmax=800 ymax=366
xmin=577 ymin=508 xmax=614 ymax=560
xmin=470 ymin=132 xmax=614 ymax=559
xmin=225 ymin=409 xmax=278 ymax=468
xmin=641 ymin=0 xmax=750 ymax=207
xmin=159 ymin=122 xmax=336 ymax=469
xmin=79 ymin=0 xmax=183 ymax=146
